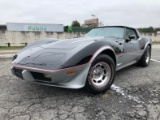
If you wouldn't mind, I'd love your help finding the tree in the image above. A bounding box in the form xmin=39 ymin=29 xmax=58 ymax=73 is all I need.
xmin=138 ymin=26 xmax=155 ymax=33
xmin=71 ymin=20 xmax=81 ymax=27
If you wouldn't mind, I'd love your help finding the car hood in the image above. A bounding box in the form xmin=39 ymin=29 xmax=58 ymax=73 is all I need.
xmin=39 ymin=37 xmax=103 ymax=49
xmin=13 ymin=37 xmax=104 ymax=70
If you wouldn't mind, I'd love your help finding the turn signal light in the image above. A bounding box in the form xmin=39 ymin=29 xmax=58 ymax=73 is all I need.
xmin=67 ymin=70 xmax=76 ymax=75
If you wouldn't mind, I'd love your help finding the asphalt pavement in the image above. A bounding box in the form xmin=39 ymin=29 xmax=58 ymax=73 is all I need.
xmin=0 ymin=45 xmax=159 ymax=120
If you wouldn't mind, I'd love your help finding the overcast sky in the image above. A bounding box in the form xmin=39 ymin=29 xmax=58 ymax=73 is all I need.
xmin=0 ymin=0 xmax=159 ymax=28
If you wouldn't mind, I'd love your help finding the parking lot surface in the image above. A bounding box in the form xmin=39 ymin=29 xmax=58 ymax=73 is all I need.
xmin=0 ymin=46 xmax=160 ymax=120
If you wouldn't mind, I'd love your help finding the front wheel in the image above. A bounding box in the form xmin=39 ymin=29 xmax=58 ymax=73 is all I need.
xmin=86 ymin=54 xmax=116 ymax=94
xmin=138 ymin=46 xmax=151 ymax=67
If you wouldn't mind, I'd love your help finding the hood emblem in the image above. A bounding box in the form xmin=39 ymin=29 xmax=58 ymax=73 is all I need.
xmin=27 ymin=54 xmax=30 ymax=57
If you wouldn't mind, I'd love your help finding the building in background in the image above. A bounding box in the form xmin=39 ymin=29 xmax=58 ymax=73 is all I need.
xmin=83 ymin=18 xmax=99 ymax=28
xmin=6 ymin=23 xmax=64 ymax=32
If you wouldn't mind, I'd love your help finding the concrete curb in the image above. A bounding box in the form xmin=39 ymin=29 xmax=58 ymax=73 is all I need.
xmin=0 ymin=54 xmax=14 ymax=60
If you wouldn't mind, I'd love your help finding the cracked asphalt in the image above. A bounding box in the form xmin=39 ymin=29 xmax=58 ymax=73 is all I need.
xmin=0 ymin=45 xmax=160 ymax=120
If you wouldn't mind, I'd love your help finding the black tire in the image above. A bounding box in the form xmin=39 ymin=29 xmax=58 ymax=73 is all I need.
xmin=138 ymin=46 xmax=151 ymax=67
xmin=86 ymin=54 xmax=116 ymax=94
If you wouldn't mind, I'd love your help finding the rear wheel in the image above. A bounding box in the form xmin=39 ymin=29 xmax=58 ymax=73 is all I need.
xmin=86 ymin=54 xmax=115 ymax=94
xmin=138 ymin=46 xmax=151 ymax=67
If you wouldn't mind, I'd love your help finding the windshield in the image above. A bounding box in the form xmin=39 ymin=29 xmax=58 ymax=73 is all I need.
xmin=85 ymin=27 xmax=124 ymax=39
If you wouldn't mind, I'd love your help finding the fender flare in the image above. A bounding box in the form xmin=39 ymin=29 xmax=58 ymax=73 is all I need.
xmin=89 ymin=46 xmax=117 ymax=64
xmin=80 ymin=46 xmax=117 ymax=87
xmin=143 ymin=42 xmax=151 ymax=54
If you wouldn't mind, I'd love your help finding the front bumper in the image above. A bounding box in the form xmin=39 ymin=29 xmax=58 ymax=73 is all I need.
xmin=11 ymin=63 xmax=90 ymax=89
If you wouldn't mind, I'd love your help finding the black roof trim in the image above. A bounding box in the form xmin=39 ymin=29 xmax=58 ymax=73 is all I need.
xmin=97 ymin=26 xmax=135 ymax=30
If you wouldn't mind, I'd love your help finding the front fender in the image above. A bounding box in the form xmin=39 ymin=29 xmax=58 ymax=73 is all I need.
xmin=89 ymin=46 xmax=116 ymax=64
xmin=61 ymin=40 xmax=117 ymax=86
xmin=70 ymin=45 xmax=117 ymax=88
xmin=62 ymin=40 xmax=116 ymax=68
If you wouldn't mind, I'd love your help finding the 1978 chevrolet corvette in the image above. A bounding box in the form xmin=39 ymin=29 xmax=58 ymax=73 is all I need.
xmin=11 ymin=26 xmax=152 ymax=93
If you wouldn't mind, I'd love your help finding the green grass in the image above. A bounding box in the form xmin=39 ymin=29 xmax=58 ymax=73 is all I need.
xmin=152 ymin=42 xmax=160 ymax=44
xmin=0 ymin=52 xmax=17 ymax=55
xmin=0 ymin=46 xmax=24 ymax=50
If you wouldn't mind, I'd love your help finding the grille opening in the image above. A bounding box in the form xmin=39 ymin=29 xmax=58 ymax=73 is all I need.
xmin=31 ymin=72 xmax=52 ymax=82
xmin=14 ymin=68 xmax=23 ymax=79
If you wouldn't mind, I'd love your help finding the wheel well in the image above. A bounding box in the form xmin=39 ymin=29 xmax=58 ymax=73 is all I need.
xmin=148 ymin=44 xmax=152 ymax=55
xmin=148 ymin=44 xmax=151 ymax=49
xmin=100 ymin=50 xmax=116 ymax=65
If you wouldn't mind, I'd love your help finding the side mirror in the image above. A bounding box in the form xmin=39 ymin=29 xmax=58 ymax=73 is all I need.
xmin=125 ymin=35 xmax=136 ymax=42
xmin=125 ymin=38 xmax=131 ymax=42
xmin=129 ymin=35 xmax=136 ymax=40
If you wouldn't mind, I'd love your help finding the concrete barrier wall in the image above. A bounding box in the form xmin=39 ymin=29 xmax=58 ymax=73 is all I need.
xmin=141 ymin=33 xmax=160 ymax=42
xmin=0 ymin=31 xmax=160 ymax=46
xmin=0 ymin=31 xmax=85 ymax=46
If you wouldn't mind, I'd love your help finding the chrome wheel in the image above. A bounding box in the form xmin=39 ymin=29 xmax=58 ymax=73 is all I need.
xmin=90 ymin=62 xmax=111 ymax=88
xmin=145 ymin=47 xmax=150 ymax=63
xmin=86 ymin=54 xmax=115 ymax=94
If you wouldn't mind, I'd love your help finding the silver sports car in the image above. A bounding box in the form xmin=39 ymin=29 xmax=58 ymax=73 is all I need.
xmin=11 ymin=26 xmax=152 ymax=93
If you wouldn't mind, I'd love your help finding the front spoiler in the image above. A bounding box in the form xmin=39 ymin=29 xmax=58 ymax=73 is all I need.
xmin=11 ymin=63 xmax=91 ymax=89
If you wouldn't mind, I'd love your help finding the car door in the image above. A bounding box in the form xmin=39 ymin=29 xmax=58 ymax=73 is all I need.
xmin=123 ymin=28 xmax=139 ymax=64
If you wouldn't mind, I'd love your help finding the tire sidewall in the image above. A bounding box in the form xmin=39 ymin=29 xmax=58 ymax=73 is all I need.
xmin=144 ymin=46 xmax=151 ymax=66
xmin=147 ymin=46 xmax=151 ymax=64
xmin=138 ymin=45 xmax=151 ymax=67
xmin=87 ymin=54 xmax=115 ymax=93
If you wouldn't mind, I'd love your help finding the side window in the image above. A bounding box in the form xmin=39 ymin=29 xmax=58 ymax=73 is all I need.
xmin=126 ymin=28 xmax=137 ymax=39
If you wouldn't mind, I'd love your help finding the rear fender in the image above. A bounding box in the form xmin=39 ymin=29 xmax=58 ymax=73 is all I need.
xmin=143 ymin=42 xmax=152 ymax=54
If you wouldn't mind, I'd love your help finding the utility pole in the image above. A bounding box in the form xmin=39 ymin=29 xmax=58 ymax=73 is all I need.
xmin=99 ymin=21 xmax=104 ymax=27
